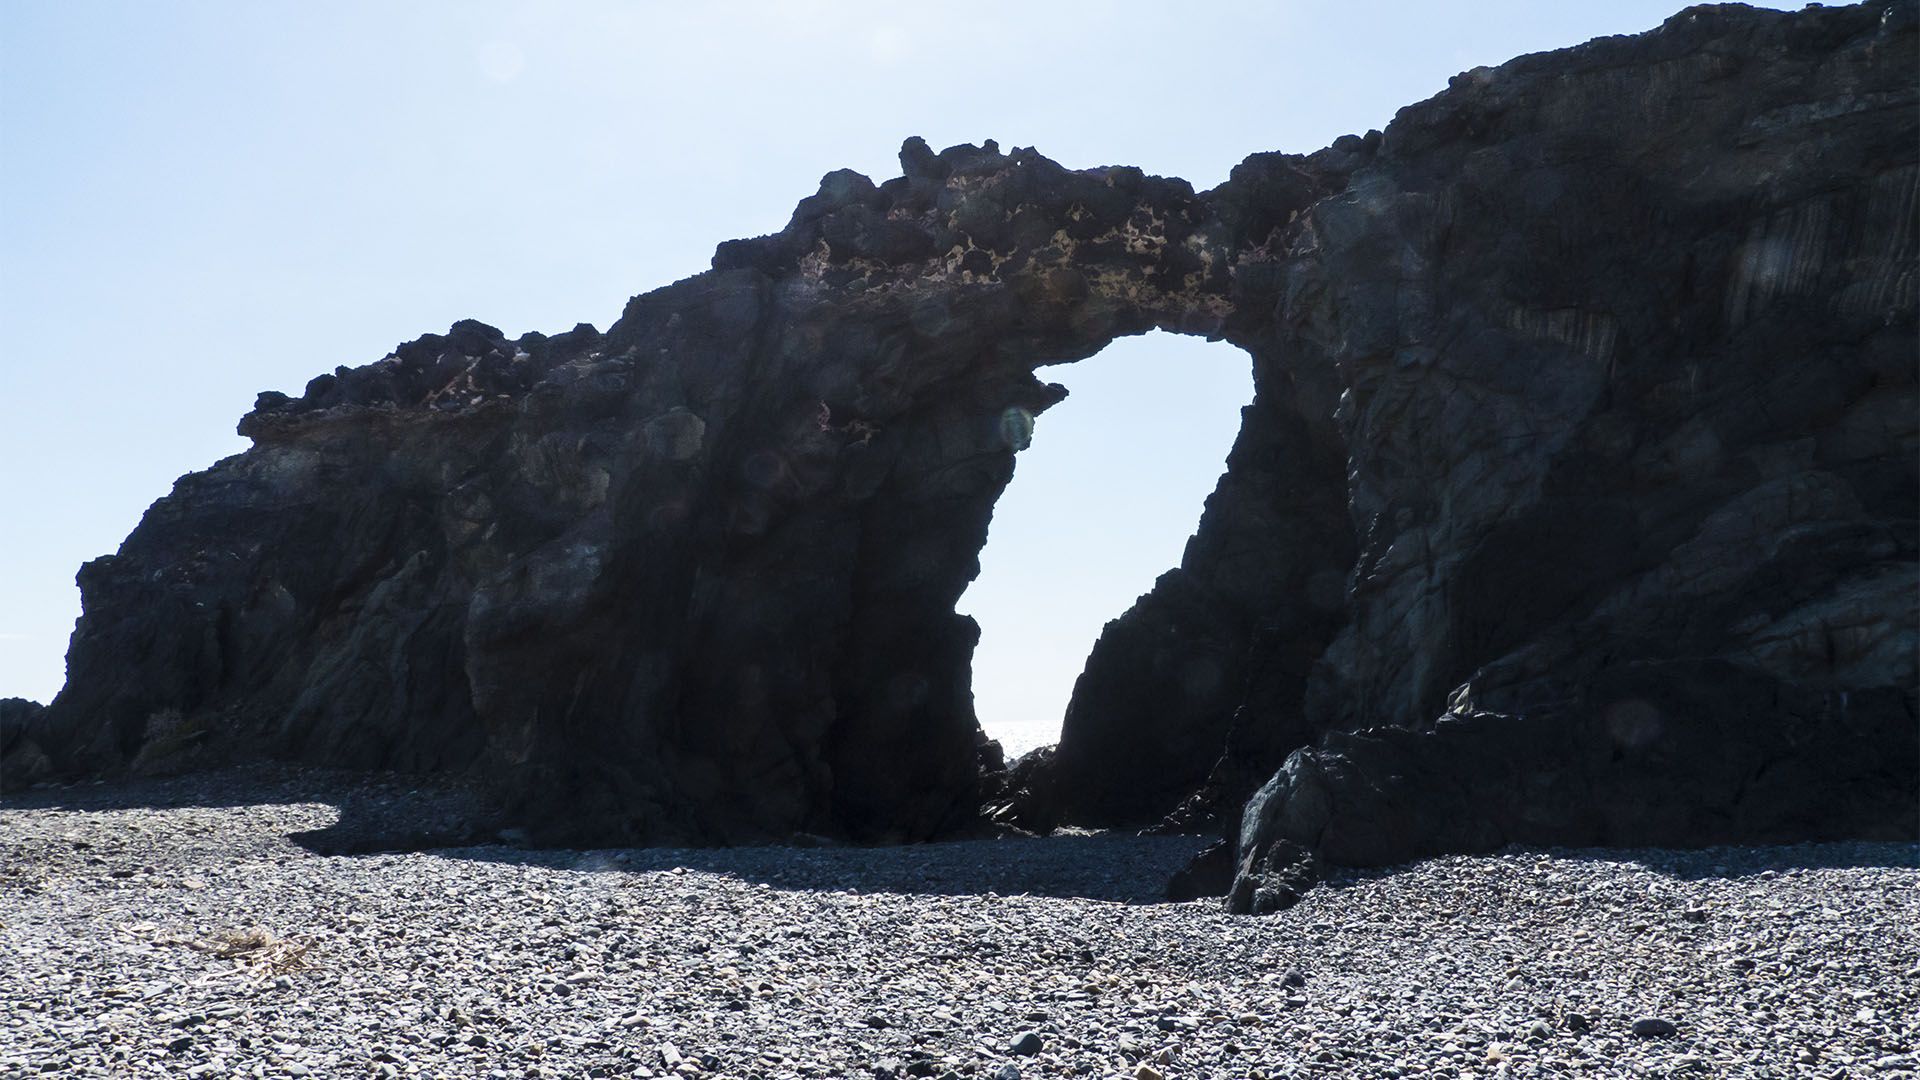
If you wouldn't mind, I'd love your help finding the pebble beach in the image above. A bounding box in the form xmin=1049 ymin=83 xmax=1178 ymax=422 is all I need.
xmin=3 ymin=766 xmax=1915 ymax=1080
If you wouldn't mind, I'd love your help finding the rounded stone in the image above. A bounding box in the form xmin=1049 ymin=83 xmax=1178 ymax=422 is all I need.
xmin=1631 ymin=1017 xmax=1679 ymax=1038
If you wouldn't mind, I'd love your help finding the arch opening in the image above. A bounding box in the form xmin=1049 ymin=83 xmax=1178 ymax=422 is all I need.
xmin=959 ymin=330 xmax=1254 ymax=759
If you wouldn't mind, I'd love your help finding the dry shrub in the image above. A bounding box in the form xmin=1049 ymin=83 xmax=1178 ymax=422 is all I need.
xmin=190 ymin=927 xmax=315 ymax=978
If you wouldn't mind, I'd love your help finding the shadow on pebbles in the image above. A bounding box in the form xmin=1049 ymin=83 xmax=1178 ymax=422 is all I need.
xmin=2 ymin=765 xmax=1915 ymax=1079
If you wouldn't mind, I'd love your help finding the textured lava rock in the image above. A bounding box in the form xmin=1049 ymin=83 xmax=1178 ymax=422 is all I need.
xmin=0 ymin=698 xmax=51 ymax=786
xmin=11 ymin=3 xmax=1915 ymax=864
xmin=1221 ymin=0 xmax=1918 ymax=897
xmin=1164 ymin=837 xmax=1237 ymax=902
xmin=1088 ymin=2 xmax=1918 ymax=853
xmin=1224 ymin=837 xmax=1320 ymax=917
xmin=20 ymin=139 xmax=1277 ymax=843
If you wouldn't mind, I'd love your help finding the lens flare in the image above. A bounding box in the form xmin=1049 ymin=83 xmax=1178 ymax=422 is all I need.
xmin=999 ymin=407 xmax=1034 ymax=451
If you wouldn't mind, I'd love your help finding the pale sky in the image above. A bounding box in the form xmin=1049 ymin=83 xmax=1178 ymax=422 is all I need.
xmin=0 ymin=0 xmax=1784 ymax=754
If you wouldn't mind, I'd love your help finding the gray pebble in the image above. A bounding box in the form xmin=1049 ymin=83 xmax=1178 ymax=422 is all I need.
xmin=1 ymin=766 xmax=1912 ymax=1080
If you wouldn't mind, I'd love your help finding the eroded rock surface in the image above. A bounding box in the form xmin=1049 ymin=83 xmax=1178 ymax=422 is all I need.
xmin=15 ymin=138 xmax=1300 ymax=843
xmin=9 ymin=3 xmax=1914 ymax=865
xmin=0 ymin=699 xmax=50 ymax=786
xmin=1217 ymin=0 xmax=1918 ymax=907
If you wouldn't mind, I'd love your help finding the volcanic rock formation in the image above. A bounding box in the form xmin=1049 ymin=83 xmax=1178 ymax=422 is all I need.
xmin=1209 ymin=0 xmax=1919 ymax=908
xmin=8 ymin=3 xmax=1915 ymax=878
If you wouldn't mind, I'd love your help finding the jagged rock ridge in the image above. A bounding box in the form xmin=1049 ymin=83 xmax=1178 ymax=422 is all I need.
xmin=7 ymin=3 xmax=1914 ymax=876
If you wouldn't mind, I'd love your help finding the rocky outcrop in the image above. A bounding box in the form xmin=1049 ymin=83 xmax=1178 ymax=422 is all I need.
xmin=12 ymin=3 xmax=1914 ymax=870
xmin=18 ymin=139 xmax=1301 ymax=842
xmin=1215 ymin=0 xmax=1919 ymax=906
xmin=1047 ymin=2 xmax=1918 ymax=858
xmin=0 ymin=698 xmax=51 ymax=786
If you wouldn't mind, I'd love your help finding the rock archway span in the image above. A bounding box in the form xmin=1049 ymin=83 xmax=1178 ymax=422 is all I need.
xmin=19 ymin=136 xmax=1356 ymax=845
xmin=10 ymin=2 xmax=1914 ymax=869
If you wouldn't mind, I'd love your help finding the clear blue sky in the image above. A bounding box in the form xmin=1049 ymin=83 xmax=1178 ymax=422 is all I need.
xmin=0 ymin=0 xmax=1783 ymax=753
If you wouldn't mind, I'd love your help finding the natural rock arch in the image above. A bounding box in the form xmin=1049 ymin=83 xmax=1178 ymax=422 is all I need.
xmin=20 ymin=137 xmax=1353 ymax=845
xmin=8 ymin=4 xmax=1914 ymax=872
xmin=959 ymin=330 xmax=1256 ymax=761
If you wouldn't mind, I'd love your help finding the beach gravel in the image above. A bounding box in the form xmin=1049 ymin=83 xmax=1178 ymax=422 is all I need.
xmin=2 ymin=766 xmax=1915 ymax=1079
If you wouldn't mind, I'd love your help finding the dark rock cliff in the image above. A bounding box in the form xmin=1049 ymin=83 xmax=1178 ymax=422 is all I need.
xmin=1219 ymin=0 xmax=1919 ymax=906
xmin=13 ymin=139 xmax=1272 ymax=844
xmin=1031 ymin=1 xmax=1919 ymax=855
xmin=9 ymin=3 xmax=1914 ymax=868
